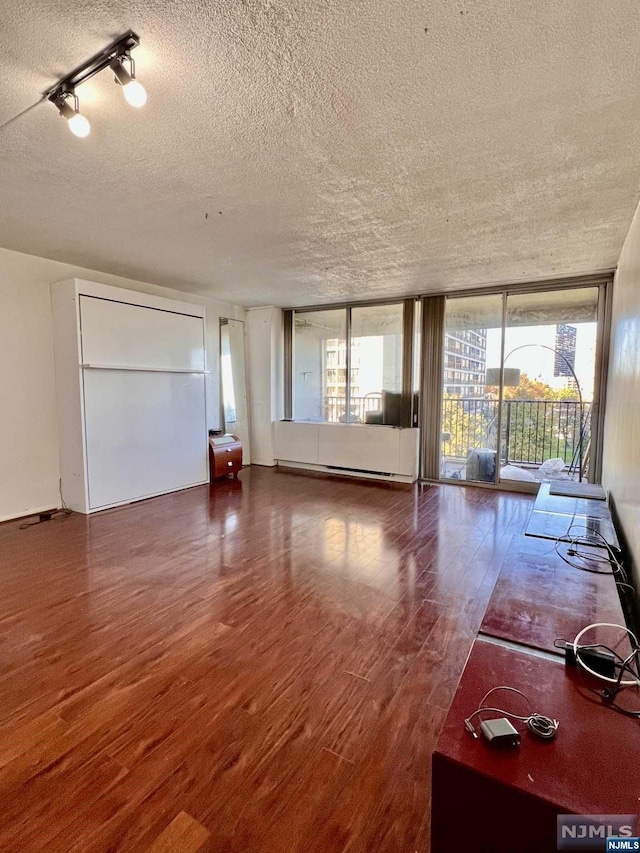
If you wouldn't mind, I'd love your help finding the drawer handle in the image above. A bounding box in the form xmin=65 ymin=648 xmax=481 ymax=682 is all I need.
xmin=226 ymin=448 xmax=232 ymax=452
xmin=227 ymin=461 xmax=233 ymax=467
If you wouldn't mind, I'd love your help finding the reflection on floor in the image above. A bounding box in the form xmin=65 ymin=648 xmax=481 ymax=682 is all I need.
xmin=0 ymin=467 xmax=534 ymax=852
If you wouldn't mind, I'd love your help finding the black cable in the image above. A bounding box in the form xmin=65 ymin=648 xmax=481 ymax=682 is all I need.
xmin=574 ymin=674 xmax=640 ymax=719
xmin=19 ymin=508 xmax=72 ymax=530
xmin=578 ymin=643 xmax=640 ymax=680
xmin=603 ymin=655 xmax=640 ymax=718
xmin=0 ymin=96 xmax=46 ymax=132
xmin=566 ymin=524 xmax=625 ymax=573
xmin=554 ymin=521 xmax=634 ymax=598
xmin=556 ymin=635 xmax=640 ymax=719
xmin=19 ymin=478 xmax=74 ymax=530
xmin=554 ymin=537 xmax=615 ymax=575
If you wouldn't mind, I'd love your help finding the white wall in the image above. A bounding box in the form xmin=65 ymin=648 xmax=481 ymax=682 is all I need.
xmin=602 ymin=202 xmax=640 ymax=621
xmin=246 ymin=307 xmax=283 ymax=465
xmin=0 ymin=246 xmax=246 ymax=522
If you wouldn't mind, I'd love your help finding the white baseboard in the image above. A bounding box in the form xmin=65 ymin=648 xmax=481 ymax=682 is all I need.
xmin=0 ymin=504 xmax=58 ymax=524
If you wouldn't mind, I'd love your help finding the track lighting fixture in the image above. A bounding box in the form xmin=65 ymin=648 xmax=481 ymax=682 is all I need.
xmin=46 ymin=30 xmax=145 ymax=138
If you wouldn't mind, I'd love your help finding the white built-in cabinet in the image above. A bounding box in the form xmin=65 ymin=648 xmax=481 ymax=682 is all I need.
xmin=273 ymin=421 xmax=419 ymax=483
xmin=51 ymin=279 xmax=209 ymax=514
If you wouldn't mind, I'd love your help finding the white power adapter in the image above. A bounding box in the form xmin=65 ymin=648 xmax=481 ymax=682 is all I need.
xmin=479 ymin=717 xmax=521 ymax=747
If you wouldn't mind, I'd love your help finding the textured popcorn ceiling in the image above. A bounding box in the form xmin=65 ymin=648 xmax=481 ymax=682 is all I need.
xmin=1 ymin=1 xmax=639 ymax=307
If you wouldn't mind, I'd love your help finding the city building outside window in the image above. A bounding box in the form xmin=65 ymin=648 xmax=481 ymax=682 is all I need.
xmin=292 ymin=303 xmax=404 ymax=425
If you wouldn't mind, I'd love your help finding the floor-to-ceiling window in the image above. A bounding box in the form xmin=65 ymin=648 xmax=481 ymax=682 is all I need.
xmin=291 ymin=302 xmax=408 ymax=426
xmin=284 ymin=276 xmax=610 ymax=489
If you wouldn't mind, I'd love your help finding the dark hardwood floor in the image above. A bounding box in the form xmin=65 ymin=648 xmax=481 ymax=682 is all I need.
xmin=0 ymin=467 xmax=534 ymax=852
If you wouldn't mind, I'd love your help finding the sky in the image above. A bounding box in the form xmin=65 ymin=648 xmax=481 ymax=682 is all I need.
xmin=485 ymin=323 xmax=597 ymax=400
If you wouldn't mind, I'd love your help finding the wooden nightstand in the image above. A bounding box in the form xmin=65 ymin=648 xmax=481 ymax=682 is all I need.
xmin=209 ymin=434 xmax=243 ymax=479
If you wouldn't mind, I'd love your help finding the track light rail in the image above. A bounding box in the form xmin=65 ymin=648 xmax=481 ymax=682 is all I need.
xmin=46 ymin=30 xmax=140 ymax=100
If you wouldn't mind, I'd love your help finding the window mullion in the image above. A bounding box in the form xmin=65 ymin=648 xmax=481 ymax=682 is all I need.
xmin=345 ymin=307 xmax=352 ymax=424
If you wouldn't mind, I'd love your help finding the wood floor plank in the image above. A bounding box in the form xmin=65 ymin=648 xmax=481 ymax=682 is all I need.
xmin=146 ymin=811 xmax=210 ymax=853
xmin=0 ymin=467 xmax=534 ymax=851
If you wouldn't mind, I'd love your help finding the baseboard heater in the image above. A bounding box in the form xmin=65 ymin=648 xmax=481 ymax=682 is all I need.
xmin=272 ymin=422 xmax=420 ymax=483
xmin=326 ymin=465 xmax=393 ymax=477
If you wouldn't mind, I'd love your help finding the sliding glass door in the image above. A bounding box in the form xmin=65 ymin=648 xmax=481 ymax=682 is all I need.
xmin=498 ymin=288 xmax=599 ymax=485
xmin=439 ymin=285 xmax=604 ymax=487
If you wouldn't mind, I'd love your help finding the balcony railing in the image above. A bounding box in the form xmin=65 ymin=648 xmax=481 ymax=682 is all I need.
xmin=324 ymin=394 xmax=382 ymax=424
xmin=323 ymin=394 xmax=591 ymax=473
xmin=442 ymin=397 xmax=591 ymax=470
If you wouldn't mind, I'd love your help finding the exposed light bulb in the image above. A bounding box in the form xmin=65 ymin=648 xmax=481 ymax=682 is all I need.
xmin=57 ymin=99 xmax=91 ymax=137
xmin=122 ymin=79 xmax=147 ymax=108
xmin=67 ymin=112 xmax=91 ymax=137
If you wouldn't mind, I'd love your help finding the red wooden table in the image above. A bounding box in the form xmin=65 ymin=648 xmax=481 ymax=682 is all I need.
xmin=432 ymin=639 xmax=640 ymax=853
xmin=479 ymin=534 xmax=624 ymax=655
